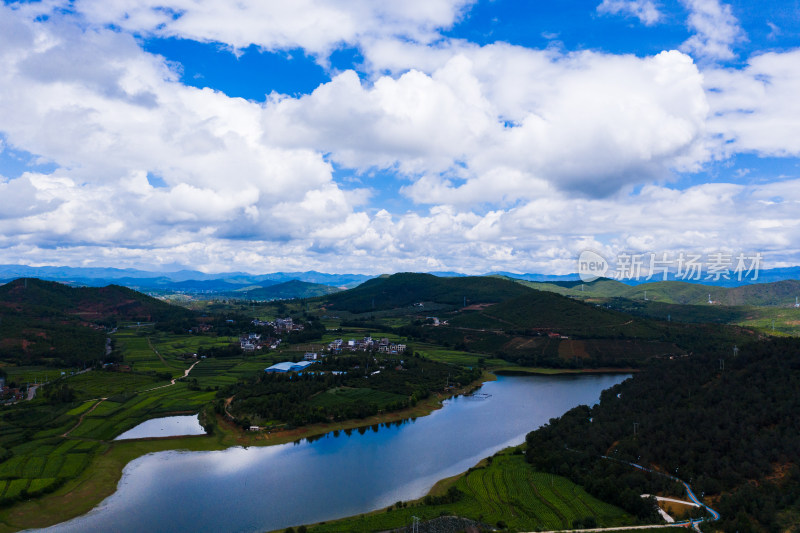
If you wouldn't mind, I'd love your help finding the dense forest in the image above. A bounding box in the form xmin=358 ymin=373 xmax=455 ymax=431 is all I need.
xmin=525 ymin=337 xmax=800 ymax=531
xmin=226 ymin=353 xmax=480 ymax=427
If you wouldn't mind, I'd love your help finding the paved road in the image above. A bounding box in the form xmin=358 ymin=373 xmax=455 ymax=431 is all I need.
xmin=603 ymin=455 xmax=720 ymax=529
xmin=26 ymin=384 xmax=39 ymax=400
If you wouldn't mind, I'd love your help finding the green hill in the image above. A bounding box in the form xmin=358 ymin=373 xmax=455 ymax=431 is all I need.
xmin=437 ymin=288 xmax=752 ymax=367
xmin=237 ymin=279 xmax=342 ymax=300
xmin=459 ymin=290 xmax=661 ymax=337
xmin=324 ymin=272 xmax=533 ymax=313
xmin=0 ymin=278 xmax=192 ymax=322
xmin=519 ymin=277 xmax=800 ymax=307
xmin=0 ymin=278 xmax=194 ymax=365
xmin=525 ymin=336 xmax=800 ymax=531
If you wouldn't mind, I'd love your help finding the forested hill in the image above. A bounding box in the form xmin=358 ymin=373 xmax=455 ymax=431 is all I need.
xmin=0 ymin=278 xmax=195 ymax=366
xmin=323 ymin=272 xmax=533 ymax=312
xmin=239 ymin=279 xmax=342 ymax=300
xmin=522 ymin=277 xmax=800 ymax=307
xmin=525 ymin=337 xmax=800 ymax=531
xmin=0 ymin=278 xmax=193 ymax=323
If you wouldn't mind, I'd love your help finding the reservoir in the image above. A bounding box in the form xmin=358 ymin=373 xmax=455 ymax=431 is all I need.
xmin=114 ymin=415 xmax=206 ymax=440
xmin=37 ymin=373 xmax=628 ymax=533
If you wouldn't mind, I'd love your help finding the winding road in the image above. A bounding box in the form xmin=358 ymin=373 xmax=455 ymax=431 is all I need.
xmin=142 ymin=360 xmax=201 ymax=392
xmin=602 ymin=455 xmax=720 ymax=530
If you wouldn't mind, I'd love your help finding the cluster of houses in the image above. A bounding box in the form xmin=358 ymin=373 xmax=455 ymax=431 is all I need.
xmin=251 ymin=317 xmax=304 ymax=334
xmin=239 ymin=333 xmax=281 ymax=352
xmin=327 ymin=337 xmax=407 ymax=355
xmin=236 ymin=317 xmax=307 ymax=352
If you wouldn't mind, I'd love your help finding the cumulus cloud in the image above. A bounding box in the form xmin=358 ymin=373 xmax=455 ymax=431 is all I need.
xmin=597 ymin=0 xmax=662 ymax=26
xmin=264 ymin=45 xmax=710 ymax=199
xmin=70 ymin=0 xmax=474 ymax=57
xmin=0 ymin=174 xmax=62 ymax=220
xmin=705 ymin=50 xmax=800 ymax=156
xmin=0 ymin=5 xmax=363 ymax=252
xmin=680 ymin=0 xmax=745 ymax=61
xmin=0 ymin=1 xmax=798 ymax=274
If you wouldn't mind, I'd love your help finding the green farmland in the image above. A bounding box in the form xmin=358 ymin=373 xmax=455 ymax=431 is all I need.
xmin=0 ymin=327 xmax=274 ymax=512
xmin=307 ymin=449 xmax=634 ymax=532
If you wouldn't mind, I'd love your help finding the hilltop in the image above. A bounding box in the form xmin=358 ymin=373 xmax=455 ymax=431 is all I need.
xmin=324 ymin=274 xmax=753 ymax=369
xmin=0 ymin=278 xmax=193 ymax=323
xmin=0 ymin=278 xmax=194 ymax=366
xmin=236 ymin=279 xmax=342 ymax=300
xmin=323 ymin=272 xmax=533 ymax=312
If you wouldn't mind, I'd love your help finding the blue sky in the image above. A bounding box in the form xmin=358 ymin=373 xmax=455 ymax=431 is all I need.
xmin=0 ymin=0 xmax=799 ymax=274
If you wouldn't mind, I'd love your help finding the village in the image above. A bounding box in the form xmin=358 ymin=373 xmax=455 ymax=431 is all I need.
xmin=263 ymin=335 xmax=408 ymax=373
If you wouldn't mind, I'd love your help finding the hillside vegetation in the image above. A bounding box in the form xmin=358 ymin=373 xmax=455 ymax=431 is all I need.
xmin=0 ymin=278 xmax=195 ymax=366
xmin=324 ymin=273 xmax=532 ymax=312
xmin=237 ymin=279 xmax=342 ymax=300
xmin=525 ymin=337 xmax=800 ymax=532
xmin=522 ymin=277 xmax=800 ymax=307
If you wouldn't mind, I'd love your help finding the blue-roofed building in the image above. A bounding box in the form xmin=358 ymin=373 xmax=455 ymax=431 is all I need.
xmin=265 ymin=360 xmax=316 ymax=373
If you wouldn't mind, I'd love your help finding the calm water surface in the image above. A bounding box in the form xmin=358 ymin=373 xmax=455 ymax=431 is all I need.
xmin=36 ymin=374 xmax=629 ymax=533
xmin=114 ymin=415 xmax=205 ymax=440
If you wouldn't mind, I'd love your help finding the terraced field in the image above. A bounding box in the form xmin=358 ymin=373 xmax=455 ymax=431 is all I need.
xmin=0 ymin=328 xmax=272 ymax=508
xmin=308 ymin=450 xmax=633 ymax=532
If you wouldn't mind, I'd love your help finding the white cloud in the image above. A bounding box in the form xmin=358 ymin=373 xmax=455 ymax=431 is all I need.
xmin=705 ymin=49 xmax=800 ymax=156
xmin=597 ymin=0 xmax=662 ymax=26
xmin=0 ymin=174 xmax=62 ymax=220
xmin=264 ymin=46 xmax=710 ymax=199
xmin=0 ymin=1 xmax=798 ymax=274
xmin=0 ymin=5 xmax=365 ymax=251
xmin=70 ymin=0 xmax=474 ymax=58
xmin=680 ymin=0 xmax=745 ymax=61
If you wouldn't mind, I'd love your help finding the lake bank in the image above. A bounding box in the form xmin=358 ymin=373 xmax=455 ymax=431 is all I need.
xmin=26 ymin=374 xmax=630 ymax=533
xmin=492 ymin=366 xmax=640 ymax=376
xmin=0 ymin=372 xmax=496 ymax=532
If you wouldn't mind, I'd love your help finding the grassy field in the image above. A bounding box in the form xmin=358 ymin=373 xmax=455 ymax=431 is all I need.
xmin=304 ymin=449 xmax=635 ymax=533
xmin=0 ymin=327 xmax=269 ymax=516
xmin=0 ymin=365 xmax=79 ymax=386
xmin=414 ymin=343 xmax=505 ymax=367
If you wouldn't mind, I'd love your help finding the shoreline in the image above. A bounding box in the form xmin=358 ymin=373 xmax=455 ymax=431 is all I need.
xmin=492 ymin=366 xmax=639 ymax=376
xmin=0 ymin=371 xmax=497 ymax=532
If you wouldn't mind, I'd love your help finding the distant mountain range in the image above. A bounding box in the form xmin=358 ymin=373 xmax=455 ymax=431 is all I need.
xmin=0 ymin=265 xmax=372 ymax=293
xmin=0 ymin=264 xmax=798 ymax=297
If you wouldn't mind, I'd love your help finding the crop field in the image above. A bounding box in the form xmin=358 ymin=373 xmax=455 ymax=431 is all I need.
xmin=0 ymin=325 xmax=246 ymax=508
xmin=189 ymin=354 xmax=278 ymax=388
xmin=414 ymin=343 xmax=505 ymax=368
xmin=308 ymin=451 xmax=633 ymax=532
xmin=0 ymin=365 xmax=78 ymax=386
xmin=151 ymin=335 xmax=237 ymax=358
xmin=114 ymin=331 xmax=174 ymax=373
xmin=0 ymin=436 xmax=100 ymax=506
xmin=66 ymin=371 xmax=165 ymax=398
